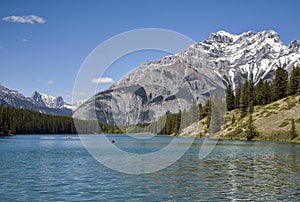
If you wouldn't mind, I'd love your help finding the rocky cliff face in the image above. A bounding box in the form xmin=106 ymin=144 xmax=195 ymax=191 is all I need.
xmin=74 ymin=30 xmax=300 ymax=125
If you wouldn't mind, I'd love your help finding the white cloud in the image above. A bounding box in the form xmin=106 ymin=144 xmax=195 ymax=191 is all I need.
xmin=20 ymin=38 xmax=28 ymax=42
xmin=2 ymin=15 xmax=46 ymax=24
xmin=47 ymin=80 xmax=54 ymax=85
xmin=91 ymin=77 xmax=114 ymax=84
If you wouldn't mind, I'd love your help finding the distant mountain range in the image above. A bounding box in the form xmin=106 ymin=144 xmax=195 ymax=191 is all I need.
xmin=0 ymin=84 xmax=72 ymax=116
xmin=74 ymin=30 xmax=300 ymax=125
xmin=31 ymin=91 xmax=73 ymax=110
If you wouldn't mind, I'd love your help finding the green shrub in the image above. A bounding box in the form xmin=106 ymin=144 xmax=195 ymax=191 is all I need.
xmin=279 ymin=121 xmax=289 ymax=127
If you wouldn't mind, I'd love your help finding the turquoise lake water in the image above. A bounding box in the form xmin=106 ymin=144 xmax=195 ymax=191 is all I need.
xmin=0 ymin=134 xmax=300 ymax=201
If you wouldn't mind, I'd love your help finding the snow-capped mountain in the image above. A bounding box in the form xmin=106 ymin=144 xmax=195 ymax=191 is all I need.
xmin=0 ymin=84 xmax=37 ymax=109
xmin=0 ymin=84 xmax=72 ymax=116
xmin=179 ymin=30 xmax=300 ymax=89
xmin=74 ymin=30 xmax=300 ymax=125
xmin=32 ymin=91 xmax=73 ymax=110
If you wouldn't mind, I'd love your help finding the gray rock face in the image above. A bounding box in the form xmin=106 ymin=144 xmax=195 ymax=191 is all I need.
xmin=0 ymin=85 xmax=72 ymax=116
xmin=74 ymin=30 xmax=300 ymax=125
xmin=32 ymin=91 xmax=45 ymax=107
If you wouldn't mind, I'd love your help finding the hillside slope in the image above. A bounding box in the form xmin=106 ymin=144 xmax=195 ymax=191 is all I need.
xmin=179 ymin=95 xmax=300 ymax=143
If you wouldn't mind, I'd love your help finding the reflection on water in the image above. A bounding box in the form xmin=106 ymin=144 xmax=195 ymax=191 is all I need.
xmin=0 ymin=135 xmax=299 ymax=201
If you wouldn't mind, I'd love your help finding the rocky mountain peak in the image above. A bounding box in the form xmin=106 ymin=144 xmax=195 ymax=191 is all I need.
xmin=209 ymin=30 xmax=240 ymax=44
xmin=31 ymin=91 xmax=73 ymax=110
xmin=54 ymin=96 xmax=64 ymax=108
xmin=32 ymin=91 xmax=46 ymax=107
xmin=288 ymin=40 xmax=300 ymax=53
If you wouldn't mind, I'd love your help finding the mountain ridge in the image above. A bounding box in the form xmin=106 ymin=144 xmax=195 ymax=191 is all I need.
xmin=70 ymin=30 xmax=300 ymax=125
xmin=32 ymin=91 xmax=73 ymax=110
xmin=0 ymin=84 xmax=72 ymax=116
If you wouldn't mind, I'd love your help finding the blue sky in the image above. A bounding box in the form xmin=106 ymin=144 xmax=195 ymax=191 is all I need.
xmin=1 ymin=0 xmax=300 ymax=103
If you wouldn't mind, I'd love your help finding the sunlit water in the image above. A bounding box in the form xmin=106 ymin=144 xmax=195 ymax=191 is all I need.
xmin=0 ymin=135 xmax=300 ymax=201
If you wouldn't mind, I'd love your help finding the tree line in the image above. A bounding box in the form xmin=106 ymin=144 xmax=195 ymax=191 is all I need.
xmin=0 ymin=105 xmax=122 ymax=135
xmin=0 ymin=100 xmax=210 ymax=136
xmin=226 ymin=66 xmax=300 ymax=140
xmin=1 ymin=66 xmax=298 ymax=136
xmin=125 ymin=94 xmax=229 ymax=136
xmin=131 ymin=100 xmax=212 ymax=135
xmin=134 ymin=66 xmax=300 ymax=137
xmin=226 ymin=66 xmax=300 ymax=116
xmin=140 ymin=66 xmax=300 ymax=136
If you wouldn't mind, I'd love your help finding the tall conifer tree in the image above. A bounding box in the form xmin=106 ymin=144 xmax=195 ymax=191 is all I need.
xmin=226 ymin=84 xmax=235 ymax=111
xmin=273 ymin=66 xmax=288 ymax=100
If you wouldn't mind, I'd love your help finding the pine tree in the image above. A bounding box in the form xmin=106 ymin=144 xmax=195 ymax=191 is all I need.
xmin=246 ymin=114 xmax=257 ymax=140
xmin=288 ymin=67 xmax=300 ymax=96
xmin=198 ymin=103 xmax=205 ymax=120
xmin=226 ymin=84 xmax=235 ymax=111
xmin=181 ymin=109 xmax=189 ymax=128
xmin=208 ymin=94 xmax=225 ymax=134
xmin=290 ymin=119 xmax=297 ymax=140
xmin=248 ymin=80 xmax=255 ymax=113
xmin=273 ymin=66 xmax=289 ymax=100
xmin=240 ymin=80 xmax=249 ymax=117
xmin=255 ymin=79 xmax=264 ymax=105
xmin=234 ymin=88 xmax=241 ymax=109
xmin=174 ymin=110 xmax=181 ymax=134
xmin=204 ymin=99 xmax=211 ymax=128
xmin=263 ymin=81 xmax=272 ymax=104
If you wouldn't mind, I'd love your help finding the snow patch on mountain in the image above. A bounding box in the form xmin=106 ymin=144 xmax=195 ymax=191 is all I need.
xmin=32 ymin=91 xmax=74 ymax=110
xmin=178 ymin=30 xmax=300 ymax=89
